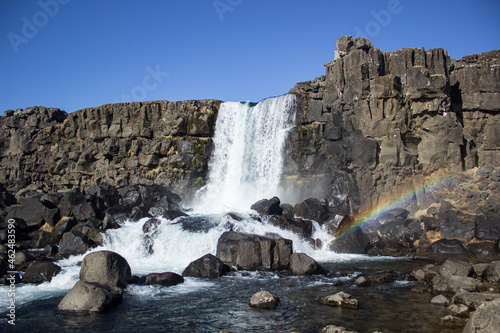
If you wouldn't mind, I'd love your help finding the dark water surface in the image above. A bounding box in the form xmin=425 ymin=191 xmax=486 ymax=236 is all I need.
xmin=2 ymin=259 xmax=461 ymax=333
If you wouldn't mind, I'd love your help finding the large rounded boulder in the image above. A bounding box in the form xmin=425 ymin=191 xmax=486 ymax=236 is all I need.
xmin=79 ymin=250 xmax=132 ymax=288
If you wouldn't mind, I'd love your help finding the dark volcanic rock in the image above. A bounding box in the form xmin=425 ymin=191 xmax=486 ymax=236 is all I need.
xmin=182 ymin=254 xmax=230 ymax=278
xmin=144 ymin=272 xmax=184 ymax=286
xmin=429 ymin=239 xmax=471 ymax=256
xmin=268 ymin=215 xmax=313 ymax=239
xmin=477 ymin=214 xmax=500 ymax=242
xmin=58 ymin=190 xmax=87 ymax=218
xmin=250 ymin=197 xmax=283 ymax=215
xmin=289 ymin=253 xmax=325 ymax=275
xmin=22 ymin=261 xmax=61 ymax=284
xmin=58 ymin=231 xmax=95 ymax=258
xmin=293 ymin=198 xmax=329 ymax=223
xmin=6 ymin=198 xmax=59 ymax=229
xmin=329 ymin=227 xmax=371 ymax=254
xmin=216 ymin=232 xmax=292 ymax=271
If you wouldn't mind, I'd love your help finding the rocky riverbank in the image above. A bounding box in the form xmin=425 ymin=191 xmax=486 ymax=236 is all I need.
xmin=1 ymin=180 xmax=500 ymax=331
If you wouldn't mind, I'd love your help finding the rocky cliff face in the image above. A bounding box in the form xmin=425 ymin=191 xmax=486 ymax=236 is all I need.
xmin=0 ymin=36 xmax=498 ymax=214
xmin=0 ymin=100 xmax=220 ymax=196
xmin=287 ymin=36 xmax=499 ymax=214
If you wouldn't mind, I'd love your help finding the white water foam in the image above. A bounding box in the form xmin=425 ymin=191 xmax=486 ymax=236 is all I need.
xmin=194 ymin=94 xmax=296 ymax=212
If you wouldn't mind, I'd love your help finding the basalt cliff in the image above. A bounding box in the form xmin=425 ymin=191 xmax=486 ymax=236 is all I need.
xmin=1 ymin=36 xmax=499 ymax=220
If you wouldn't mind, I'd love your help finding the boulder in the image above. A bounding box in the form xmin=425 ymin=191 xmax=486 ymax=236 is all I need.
xmin=147 ymin=206 xmax=187 ymax=220
xmin=268 ymin=215 xmax=313 ymax=238
xmin=58 ymin=190 xmax=87 ymax=217
xmin=142 ymin=218 xmax=162 ymax=233
xmin=429 ymin=239 xmax=471 ymax=256
xmin=119 ymin=185 xmax=142 ymax=207
xmin=431 ymin=295 xmax=450 ymax=306
xmin=22 ymin=261 xmax=61 ymax=284
xmin=79 ymin=250 xmax=132 ymax=288
xmin=289 ymin=253 xmax=325 ymax=275
xmin=6 ymin=198 xmax=59 ymax=229
xmin=367 ymin=272 xmax=393 ymax=284
xmin=438 ymin=315 xmax=466 ymax=329
xmin=57 ymin=281 xmax=123 ymax=313
xmin=249 ymin=291 xmax=280 ymax=309
xmin=318 ymin=291 xmax=359 ymax=309
xmin=469 ymin=242 xmax=499 ymax=258
xmin=58 ymin=231 xmax=95 ymax=258
xmin=216 ymin=232 xmax=292 ymax=271
xmin=476 ymin=214 xmax=500 ymax=242
xmin=139 ymin=185 xmax=183 ymax=212
xmin=144 ymin=272 xmax=184 ymax=287
xmin=86 ymin=183 xmax=120 ymax=209
xmin=71 ymin=202 xmax=96 ymax=222
xmin=293 ymin=198 xmax=329 ymax=223
xmin=354 ymin=276 xmax=370 ymax=287
xmin=448 ymin=303 xmax=470 ymax=317
xmin=329 ymin=227 xmax=371 ymax=254
xmin=486 ymin=261 xmax=500 ymax=282
xmin=319 ymin=325 xmax=357 ymax=333
xmin=432 ymin=275 xmax=478 ymax=294
xmin=250 ymin=197 xmax=283 ymax=215
xmin=182 ymin=254 xmax=230 ymax=278
xmin=411 ymin=264 xmax=439 ymax=281
xmin=439 ymin=259 xmax=474 ymax=278
xmin=463 ymin=298 xmax=500 ymax=333
xmin=451 ymin=289 xmax=500 ymax=311
xmin=473 ymin=263 xmax=490 ymax=279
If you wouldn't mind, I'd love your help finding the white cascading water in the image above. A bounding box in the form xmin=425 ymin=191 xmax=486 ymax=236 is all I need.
xmin=194 ymin=94 xmax=296 ymax=212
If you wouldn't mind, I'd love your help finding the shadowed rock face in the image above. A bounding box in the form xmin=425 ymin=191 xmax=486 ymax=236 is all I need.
xmin=0 ymin=100 xmax=220 ymax=198
xmin=287 ymin=36 xmax=499 ymax=214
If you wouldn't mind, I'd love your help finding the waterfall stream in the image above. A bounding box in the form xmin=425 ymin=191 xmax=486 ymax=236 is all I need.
xmin=194 ymin=94 xmax=296 ymax=212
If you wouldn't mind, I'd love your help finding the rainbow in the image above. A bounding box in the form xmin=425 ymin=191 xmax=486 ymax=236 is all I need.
xmin=335 ymin=171 xmax=464 ymax=239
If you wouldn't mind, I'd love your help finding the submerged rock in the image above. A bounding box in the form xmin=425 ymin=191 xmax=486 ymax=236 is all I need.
xmin=319 ymin=325 xmax=358 ymax=333
xmin=144 ymin=272 xmax=184 ymax=287
xmin=318 ymin=292 xmax=359 ymax=309
xmin=57 ymin=281 xmax=123 ymax=313
xmin=289 ymin=253 xmax=325 ymax=275
xmin=438 ymin=315 xmax=466 ymax=329
xmin=182 ymin=254 xmax=230 ymax=278
xmin=216 ymin=232 xmax=292 ymax=271
xmin=249 ymin=291 xmax=280 ymax=309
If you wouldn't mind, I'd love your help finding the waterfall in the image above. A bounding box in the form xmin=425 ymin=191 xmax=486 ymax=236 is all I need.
xmin=195 ymin=94 xmax=296 ymax=212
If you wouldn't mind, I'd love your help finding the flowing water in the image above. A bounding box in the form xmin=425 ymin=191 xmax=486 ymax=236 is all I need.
xmin=0 ymin=95 xmax=460 ymax=332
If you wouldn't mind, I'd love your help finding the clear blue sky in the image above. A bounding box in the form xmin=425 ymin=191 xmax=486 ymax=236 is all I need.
xmin=1 ymin=0 xmax=499 ymax=114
